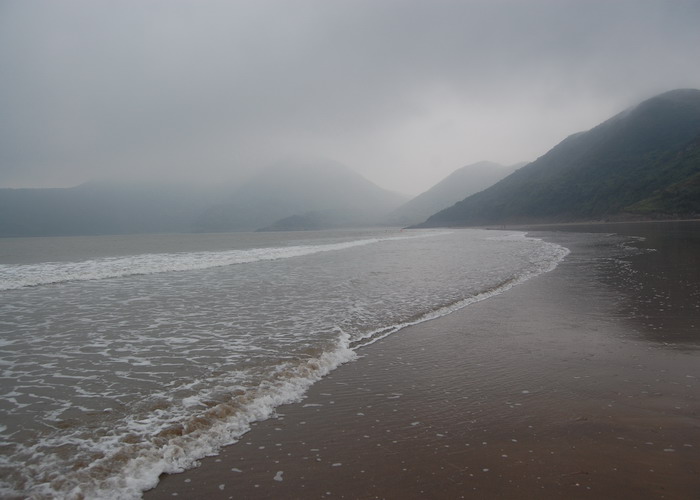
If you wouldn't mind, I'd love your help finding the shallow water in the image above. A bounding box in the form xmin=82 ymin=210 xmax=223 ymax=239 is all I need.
xmin=146 ymin=224 xmax=700 ymax=500
xmin=529 ymin=221 xmax=700 ymax=345
xmin=0 ymin=228 xmax=568 ymax=499
xmin=146 ymin=226 xmax=700 ymax=500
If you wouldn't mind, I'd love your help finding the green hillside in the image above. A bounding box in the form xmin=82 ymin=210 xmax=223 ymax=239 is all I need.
xmin=415 ymin=89 xmax=700 ymax=227
xmin=625 ymin=135 xmax=700 ymax=216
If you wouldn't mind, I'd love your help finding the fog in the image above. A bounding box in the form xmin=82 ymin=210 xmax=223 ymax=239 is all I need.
xmin=2 ymin=0 xmax=700 ymax=195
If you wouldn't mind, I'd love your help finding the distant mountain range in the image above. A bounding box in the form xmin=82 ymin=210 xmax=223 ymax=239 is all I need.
xmin=5 ymin=89 xmax=698 ymax=237
xmin=386 ymin=161 xmax=523 ymax=226
xmin=0 ymin=160 xmax=408 ymax=237
xmin=415 ymin=89 xmax=700 ymax=227
xmin=195 ymin=160 xmax=408 ymax=232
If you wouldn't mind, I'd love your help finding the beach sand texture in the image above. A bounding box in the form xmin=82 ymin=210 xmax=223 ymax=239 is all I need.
xmin=146 ymin=222 xmax=700 ymax=499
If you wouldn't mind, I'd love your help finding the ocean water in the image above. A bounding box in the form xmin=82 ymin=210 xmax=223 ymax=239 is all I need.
xmin=0 ymin=228 xmax=568 ymax=499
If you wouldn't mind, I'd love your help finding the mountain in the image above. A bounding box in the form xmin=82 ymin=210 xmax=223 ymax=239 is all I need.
xmin=194 ymin=159 xmax=408 ymax=232
xmin=415 ymin=89 xmax=700 ymax=227
xmin=387 ymin=161 xmax=522 ymax=226
xmin=624 ymin=134 xmax=700 ymax=216
xmin=257 ymin=209 xmax=356 ymax=232
xmin=0 ymin=160 xmax=406 ymax=237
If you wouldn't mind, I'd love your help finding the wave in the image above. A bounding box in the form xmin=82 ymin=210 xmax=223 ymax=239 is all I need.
xmin=57 ymin=235 xmax=567 ymax=500
xmin=0 ymin=331 xmax=357 ymax=500
xmin=1 ymin=230 xmax=566 ymax=499
xmin=0 ymin=233 xmax=446 ymax=291
xmin=12 ymin=333 xmax=357 ymax=500
xmin=351 ymin=235 xmax=570 ymax=348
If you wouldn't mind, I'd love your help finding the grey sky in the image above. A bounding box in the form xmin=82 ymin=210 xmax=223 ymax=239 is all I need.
xmin=2 ymin=0 xmax=700 ymax=195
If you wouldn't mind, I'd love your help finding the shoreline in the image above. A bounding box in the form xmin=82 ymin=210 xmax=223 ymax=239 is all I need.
xmin=425 ymin=216 xmax=700 ymax=231
xmin=146 ymin=224 xmax=700 ymax=499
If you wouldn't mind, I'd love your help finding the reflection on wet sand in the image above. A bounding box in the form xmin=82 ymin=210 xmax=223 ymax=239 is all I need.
xmin=147 ymin=222 xmax=700 ymax=499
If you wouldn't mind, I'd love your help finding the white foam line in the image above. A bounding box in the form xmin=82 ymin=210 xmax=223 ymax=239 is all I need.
xmin=0 ymin=231 xmax=450 ymax=291
xmin=20 ymin=334 xmax=358 ymax=500
xmin=351 ymin=237 xmax=570 ymax=349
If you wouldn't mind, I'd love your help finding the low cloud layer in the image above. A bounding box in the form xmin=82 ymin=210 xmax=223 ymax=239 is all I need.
xmin=2 ymin=0 xmax=700 ymax=194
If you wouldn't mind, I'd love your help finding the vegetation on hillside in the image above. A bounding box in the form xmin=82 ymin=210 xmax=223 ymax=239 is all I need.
xmin=416 ymin=89 xmax=700 ymax=227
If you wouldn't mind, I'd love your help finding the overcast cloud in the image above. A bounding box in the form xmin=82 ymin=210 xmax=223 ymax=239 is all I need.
xmin=2 ymin=0 xmax=700 ymax=194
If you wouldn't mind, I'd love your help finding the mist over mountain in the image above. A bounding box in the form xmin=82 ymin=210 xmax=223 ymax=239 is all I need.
xmin=4 ymin=89 xmax=700 ymax=237
xmin=415 ymin=89 xmax=700 ymax=227
xmin=0 ymin=160 xmax=407 ymax=237
xmin=387 ymin=161 xmax=523 ymax=226
xmin=194 ymin=160 xmax=408 ymax=232
xmin=257 ymin=209 xmax=365 ymax=232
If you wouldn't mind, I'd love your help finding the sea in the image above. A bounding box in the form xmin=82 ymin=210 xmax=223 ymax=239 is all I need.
xmin=0 ymin=228 xmax=569 ymax=499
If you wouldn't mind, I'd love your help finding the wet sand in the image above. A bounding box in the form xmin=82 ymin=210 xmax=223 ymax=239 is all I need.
xmin=146 ymin=222 xmax=700 ymax=499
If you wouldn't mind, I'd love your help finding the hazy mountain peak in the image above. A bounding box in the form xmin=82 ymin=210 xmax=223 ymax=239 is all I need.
xmin=0 ymin=159 xmax=408 ymax=236
xmin=388 ymin=161 xmax=521 ymax=226
xmin=194 ymin=159 xmax=408 ymax=232
xmin=415 ymin=88 xmax=700 ymax=227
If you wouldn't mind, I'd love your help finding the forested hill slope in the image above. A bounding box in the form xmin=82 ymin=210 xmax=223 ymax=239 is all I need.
xmin=414 ymin=89 xmax=700 ymax=227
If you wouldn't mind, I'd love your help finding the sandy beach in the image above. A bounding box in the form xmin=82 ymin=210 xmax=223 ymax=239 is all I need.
xmin=146 ymin=222 xmax=700 ymax=499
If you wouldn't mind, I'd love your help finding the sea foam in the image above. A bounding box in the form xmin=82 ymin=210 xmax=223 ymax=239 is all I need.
xmin=0 ymin=233 xmax=445 ymax=291
xmin=0 ymin=229 xmax=571 ymax=499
